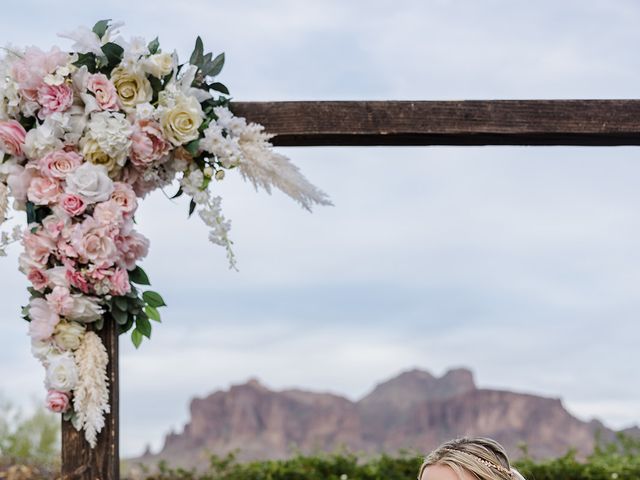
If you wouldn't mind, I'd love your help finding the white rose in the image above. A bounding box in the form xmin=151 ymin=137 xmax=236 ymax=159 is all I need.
xmin=67 ymin=294 xmax=104 ymax=323
xmin=53 ymin=320 xmax=86 ymax=351
xmin=66 ymin=163 xmax=114 ymax=204
xmin=143 ymin=53 xmax=175 ymax=78
xmin=45 ymin=352 xmax=78 ymax=392
xmin=160 ymin=94 xmax=203 ymax=146
xmin=31 ymin=339 xmax=55 ymax=362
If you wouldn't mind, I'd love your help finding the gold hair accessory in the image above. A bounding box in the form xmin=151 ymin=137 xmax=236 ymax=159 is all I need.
xmin=442 ymin=448 xmax=514 ymax=478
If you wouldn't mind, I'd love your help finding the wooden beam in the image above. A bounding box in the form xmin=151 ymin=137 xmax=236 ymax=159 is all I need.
xmin=61 ymin=320 xmax=119 ymax=480
xmin=230 ymin=100 xmax=640 ymax=146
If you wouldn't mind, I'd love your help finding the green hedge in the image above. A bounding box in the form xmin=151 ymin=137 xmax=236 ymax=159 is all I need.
xmin=137 ymin=435 xmax=640 ymax=480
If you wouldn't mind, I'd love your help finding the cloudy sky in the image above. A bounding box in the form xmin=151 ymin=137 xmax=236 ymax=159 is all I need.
xmin=1 ymin=0 xmax=640 ymax=457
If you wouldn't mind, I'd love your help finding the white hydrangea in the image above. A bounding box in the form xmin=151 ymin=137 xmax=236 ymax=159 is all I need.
xmin=84 ymin=111 xmax=132 ymax=166
xmin=23 ymin=119 xmax=64 ymax=160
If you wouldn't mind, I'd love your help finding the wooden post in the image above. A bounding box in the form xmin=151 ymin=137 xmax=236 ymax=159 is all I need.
xmin=61 ymin=320 xmax=119 ymax=480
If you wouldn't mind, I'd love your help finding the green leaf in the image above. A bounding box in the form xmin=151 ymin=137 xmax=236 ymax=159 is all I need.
xmin=143 ymin=291 xmax=166 ymax=308
xmin=185 ymin=139 xmax=200 ymax=157
xmin=114 ymin=296 xmax=129 ymax=311
xmin=170 ymin=187 xmax=184 ymax=199
xmin=210 ymin=82 xmax=229 ymax=95
xmin=131 ymin=329 xmax=143 ymax=348
xmin=136 ymin=315 xmax=152 ymax=338
xmin=129 ymin=266 xmax=151 ymax=286
xmin=205 ymin=53 xmax=225 ymax=77
xmin=188 ymin=199 xmax=197 ymax=218
xmin=73 ymin=52 xmax=97 ymax=73
xmin=148 ymin=37 xmax=160 ymax=55
xmin=94 ymin=317 xmax=104 ymax=331
xmin=189 ymin=36 xmax=204 ymax=66
xmin=145 ymin=305 xmax=161 ymax=322
xmin=101 ymin=42 xmax=124 ymax=65
xmin=118 ymin=317 xmax=134 ymax=335
xmin=112 ymin=308 xmax=129 ymax=325
xmin=26 ymin=202 xmax=36 ymax=224
xmin=92 ymin=19 xmax=111 ymax=39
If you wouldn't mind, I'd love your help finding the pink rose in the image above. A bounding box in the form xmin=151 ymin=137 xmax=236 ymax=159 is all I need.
xmin=116 ymin=231 xmax=150 ymax=270
xmin=37 ymin=83 xmax=73 ymax=118
xmin=93 ymin=200 xmax=124 ymax=226
xmin=66 ymin=268 xmax=90 ymax=294
xmin=28 ymin=297 xmax=60 ymax=341
xmin=111 ymin=182 xmax=138 ymax=215
xmin=27 ymin=175 xmax=62 ymax=205
xmin=39 ymin=150 xmax=83 ymax=179
xmin=87 ymin=73 xmax=119 ymax=111
xmin=46 ymin=390 xmax=70 ymax=413
xmin=110 ymin=267 xmax=131 ymax=296
xmin=60 ymin=193 xmax=87 ymax=217
xmin=46 ymin=286 xmax=74 ymax=316
xmin=42 ymin=215 xmax=65 ymax=239
xmin=71 ymin=218 xmax=118 ymax=265
xmin=130 ymin=119 xmax=171 ymax=167
xmin=27 ymin=268 xmax=49 ymax=291
xmin=23 ymin=230 xmax=56 ymax=265
xmin=0 ymin=120 xmax=27 ymax=157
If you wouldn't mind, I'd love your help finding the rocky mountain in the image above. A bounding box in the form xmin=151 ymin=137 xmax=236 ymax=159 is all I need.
xmin=133 ymin=368 xmax=633 ymax=469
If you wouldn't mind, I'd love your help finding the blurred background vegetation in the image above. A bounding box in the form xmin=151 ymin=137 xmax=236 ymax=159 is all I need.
xmin=1 ymin=396 xmax=639 ymax=479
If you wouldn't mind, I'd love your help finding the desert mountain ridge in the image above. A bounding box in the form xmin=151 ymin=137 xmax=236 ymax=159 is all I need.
xmin=132 ymin=367 xmax=637 ymax=469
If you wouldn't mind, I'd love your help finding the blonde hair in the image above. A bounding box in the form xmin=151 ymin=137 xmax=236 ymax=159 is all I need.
xmin=418 ymin=437 xmax=526 ymax=480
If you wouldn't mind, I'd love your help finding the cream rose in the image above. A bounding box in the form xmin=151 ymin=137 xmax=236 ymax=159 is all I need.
xmin=81 ymin=137 xmax=119 ymax=175
xmin=160 ymin=95 xmax=203 ymax=146
xmin=110 ymin=66 xmax=153 ymax=110
xmin=143 ymin=53 xmax=174 ymax=78
xmin=53 ymin=320 xmax=86 ymax=351
xmin=44 ymin=352 xmax=78 ymax=392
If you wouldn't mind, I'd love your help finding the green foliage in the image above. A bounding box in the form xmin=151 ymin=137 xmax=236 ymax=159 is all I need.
xmin=0 ymin=397 xmax=60 ymax=468
xmin=134 ymin=435 xmax=640 ymax=480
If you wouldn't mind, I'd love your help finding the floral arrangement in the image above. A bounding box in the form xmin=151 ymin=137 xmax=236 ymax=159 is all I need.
xmin=0 ymin=20 xmax=330 ymax=447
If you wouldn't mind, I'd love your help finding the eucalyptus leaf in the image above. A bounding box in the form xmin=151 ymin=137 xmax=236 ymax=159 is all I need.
xmin=185 ymin=139 xmax=200 ymax=157
xmin=114 ymin=296 xmax=129 ymax=311
xmin=112 ymin=308 xmax=129 ymax=325
xmin=205 ymin=53 xmax=225 ymax=77
xmin=190 ymin=36 xmax=204 ymax=66
xmin=94 ymin=317 xmax=104 ymax=331
xmin=210 ymin=82 xmax=230 ymax=95
xmin=92 ymin=19 xmax=111 ymax=39
xmin=148 ymin=37 xmax=160 ymax=55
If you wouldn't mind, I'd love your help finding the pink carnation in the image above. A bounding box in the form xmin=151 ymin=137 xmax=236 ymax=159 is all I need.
xmin=46 ymin=390 xmax=70 ymax=413
xmin=27 ymin=175 xmax=62 ymax=205
xmin=93 ymin=200 xmax=124 ymax=226
xmin=110 ymin=267 xmax=131 ymax=296
xmin=130 ymin=119 xmax=171 ymax=167
xmin=66 ymin=268 xmax=90 ymax=294
xmin=46 ymin=286 xmax=74 ymax=316
xmin=37 ymin=83 xmax=73 ymax=118
xmin=27 ymin=268 xmax=49 ymax=291
xmin=40 ymin=150 xmax=83 ymax=179
xmin=60 ymin=193 xmax=87 ymax=217
xmin=0 ymin=120 xmax=27 ymax=157
xmin=87 ymin=73 xmax=119 ymax=111
xmin=70 ymin=218 xmax=118 ymax=265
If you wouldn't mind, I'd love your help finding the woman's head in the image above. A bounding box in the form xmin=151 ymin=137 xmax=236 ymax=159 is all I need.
xmin=418 ymin=437 xmax=526 ymax=480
